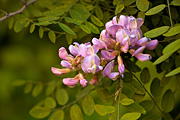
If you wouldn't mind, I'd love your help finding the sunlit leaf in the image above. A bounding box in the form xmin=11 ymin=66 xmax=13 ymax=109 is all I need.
xmin=161 ymin=89 xmax=174 ymax=112
xmin=70 ymin=104 xmax=83 ymax=120
xmin=121 ymin=98 xmax=134 ymax=106
xmin=8 ymin=17 xmax=14 ymax=29
xmin=124 ymin=0 xmax=136 ymax=6
xmin=45 ymin=97 xmax=56 ymax=109
xmin=153 ymin=53 xmax=172 ymax=65
xmin=80 ymin=24 xmax=91 ymax=34
xmin=91 ymin=15 xmax=104 ymax=27
xmin=140 ymin=67 xmax=150 ymax=84
xmin=171 ymin=0 xmax=180 ymax=6
xmin=32 ymin=84 xmax=43 ymax=97
xmin=14 ymin=19 xmax=28 ymax=33
xmin=13 ymin=79 xmax=26 ymax=86
xmin=115 ymin=2 xmax=125 ymax=15
xmin=39 ymin=26 xmax=44 ymax=39
xmin=24 ymin=82 xmax=33 ymax=94
xmin=58 ymin=23 xmax=76 ymax=35
xmin=94 ymin=104 xmax=115 ymax=116
xmin=121 ymin=112 xmax=141 ymax=120
xmin=81 ymin=95 xmax=95 ymax=116
xmin=95 ymin=7 xmax=103 ymax=20
xmin=38 ymin=16 xmax=60 ymax=21
xmin=49 ymin=110 xmax=64 ymax=120
xmin=145 ymin=4 xmax=166 ymax=16
xmin=29 ymin=106 xmax=51 ymax=119
xmin=162 ymin=39 xmax=180 ymax=54
xmin=144 ymin=26 xmax=170 ymax=38
xmin=136 ymin=0 xmax=149 ymax=12
xmin=165 ymin=67 xmax=180 ymax=77
xmin=30 ymin=24 xmax=35 ymax=33
xmin=125 ymin=103 xmax=146 ymax=114
xmin=48 ymin=30 xmax=56 ymax=43
xmin=46 ymin=85 xmax=56 ymax=96
xmin=85 ymin=22 xmax=100 ymax=34
xmin=56 ymin=88 xmax=69 ymax=105
xmin=163 ymin=26 xmax=180 ymax=37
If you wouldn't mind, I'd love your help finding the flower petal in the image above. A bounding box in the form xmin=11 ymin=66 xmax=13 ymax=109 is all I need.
xmin=135 ymin=53 xmax=152 ymax=62
xmin=118 ymin=15 xmax=128 ymax=28
xmin=101 ymin=50 xmax=116 ymax=61
xmin=51 ymin=67 xmax=71 ymax=76
xmin=103 ymin=60 xmax=114 ymax=77
xmin=61 ymin=60 xmax=72 ymax=69
xmin=108 ymin=72 xmax=119 ymax=80
xmin=59 ymin=47 xmax=69 ymax=61
xmin=137 ymin=37 xmax=148 ymax=46
xmin=132 ymin=45 xmax=146 ymax=56
xmin=137 ymin=18 xmax=144 ymax=28
xmin=69 ymin=45 xmax=79 ymax=56
xmin=80 ymin=79 xmax=88 ymax=87
xmin=63 ymin=78 xmax=79 ymax=87
xmin=146 ymin=39 xmax=158 ymax=50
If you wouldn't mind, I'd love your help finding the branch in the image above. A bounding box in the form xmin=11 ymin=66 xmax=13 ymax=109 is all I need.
xmin=0 ymin=0 xmax=38 ymax=22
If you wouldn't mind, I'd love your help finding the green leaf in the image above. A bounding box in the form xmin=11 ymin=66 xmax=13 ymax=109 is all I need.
xmin=45 ymin=97 xmax=56 ymax=109
xmin=49 ymin=110 xmax=64 ymax=120
xmin=70 ymin=104 xmax=83 ymax=120
xmin=73 ymin=3 xmax=90 ymax=19
xmin=37 ymin=16 xmax=60 ymax=21
xmin=125 ymin=59 xmax=141 ymax=73
xmin=35 ymin=21 xmax=52 ymax=26
xmin=163 ymin=26 xmax=180 ymax=37
xmin=39 ymin=26 xmax=44 ymax=39
xmin=32 ymin=84 xmax=43 ymax=97
xmin=97 ymin=88 xmax=111 ymax=103
xmin=48 ymin=30 xmax=56 ymax=43
xmin=30 ymin=24 xmax=35 ymax=33
xmin=150 ymin=78 xmax=163 ymax=97
xmin=91 ymin=15 xmax=104 ymax=27
xmin=121 ymin=98 xmax=134 ymax=106
xmin=29 ymin=106 xmax=51 ymax=119
xmin=81 ymin=95 xmax=95 ymax=116
xmin=94 ymin=104 xmax=115 ymax=116
xmin=121 ymin=112 xmax=141 ymax=120
xmin=65 ymin=17 xmax=81 ymax=25
xmin=124 ymin=0 xmax=136 ymax=6
xmin=160 ymin=76 xmax=171 ymax=87
xmin=140 ymin=67 xmax=150 ymax=84
xmin=12 ymin=79 xmax=26 ymax=86
xmin=45 ymin=85 xmax=56 ymax=96
xmin=153 ymin=53 xmax=172 ymax=65
xmin=66 ymin=34 xmax=73 ymax=45
xmin=24 ymin=82 xmax=33 ymax=94
xmin=142 ymin=115 xmax=162 ymax=120
xmin=85 ymin=22 xmax=100 ymax=34
xmin=76 ymin=85 xmax=94 ymax=99
xmin=80 ymin=25 xmax=91 ymax=34
xmin=130 ymin=80 xmax=146 ymax=95
xmin=95 ymin=7 xmax=103 ymax=20
xmin=125 ymin=103 xmax=146 ymax=114
xmin=145 ymin=4 xmax=166 ymax=16
xmin=163 ymin=39 xmax=180 ymax=54
xmin=122 ymin=72 xmax=133 ymax=83
xmin=161 ymin=89 xmax=174 ymax=112
xmin=171 ymin=0 xmax=180 ymax=6
xmin=136 ymin=0 xmax=149 ymax=12
xmin=58 ymin=23 xmax=76 ymax=35
xmin=165 ymin=67 xmax=180 ymax=77
xmin=14 ymin=19 xmax=28 ymax=33
xmin=69 ymin=10 xmax=86 ymax=23
xmin=144 ymin=26 xmax=170 ymax=38
xmin=43 ymin=9 xmax=65 ymax=17
xmin=8 ymin=17 xmax=14 ymax=29
xmin=56 ymin=88 xmax=69 ymax=105
xmin=115 ymin=2 xmax=125 ymax=15
xmin=139 ymin=100 xmax=153 ymax=112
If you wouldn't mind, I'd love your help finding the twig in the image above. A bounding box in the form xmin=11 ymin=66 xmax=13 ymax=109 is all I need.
xmin=0 ymin=0 xmax=38 ymax=22
xmin=167 ymin=0 xmax=173 ymax=27
xmin=125 ymin=66 xmax=164 ymax=114
xmin=117 ymin=78 xmax=122 ymax=120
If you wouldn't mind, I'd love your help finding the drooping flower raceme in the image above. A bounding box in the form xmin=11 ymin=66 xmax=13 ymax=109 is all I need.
xmin=51 ymin=15 xmax=158 ymax=87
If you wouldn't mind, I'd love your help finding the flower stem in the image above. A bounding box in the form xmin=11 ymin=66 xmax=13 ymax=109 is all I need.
xmin=167 ymin=0 xmax=173 ymax=27
xmin=117 ymin=78 xmax=122 ymax=120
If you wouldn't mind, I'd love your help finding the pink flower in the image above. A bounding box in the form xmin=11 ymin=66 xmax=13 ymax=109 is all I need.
xmin=103 ymin=60 xmax=119 ymax=80
xmin=117 ymin=55 xmax=125 ymax=74
xmin=146 ymin=39 xmax=158 ymax=50
xmin=51 ymin=67 xmax=71 ymax=76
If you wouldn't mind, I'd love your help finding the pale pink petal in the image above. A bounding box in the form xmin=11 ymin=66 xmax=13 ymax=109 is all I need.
xmin=80 ymin=79 xmax=88 ymax=87
xmin=59 ymin=47 xmax=69 ymax=61
xmin=135 ymin=53 xmax=152 ymax=62
xmin=132 ymin=45 xmax=146 ymax=56
xmin=69 ymin=45 xmax=79 ymax=56
xmin=51 ymin=67 xmax=71 ymax=76
xmin=61 ymin=60 xmax=72 ymax=69
xmin=108 ymin=72 xmax=119 ymax=80
xmin=137 ymin=37 xmax=148 ymax=46
xmin=137 ymin=18 xmax=144 ymax=28
xmin=103 ymin=60 xmax=114 ymax=77
xmin=101 ymin=50 xmax=116 ymax=61
xmin=146 ymin=39 xmax=158 ymax=50
xmin=118 ymin=15 xmax=128 ymax=28
xmin=121 ymin=42 xmax=129 ymax=53
xmin=63 ymin=78 xmax=79 ymax=87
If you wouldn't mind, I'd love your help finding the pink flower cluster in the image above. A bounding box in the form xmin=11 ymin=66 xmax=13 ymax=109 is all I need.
xmin=51 ymin=15 xmax=158 ymax=88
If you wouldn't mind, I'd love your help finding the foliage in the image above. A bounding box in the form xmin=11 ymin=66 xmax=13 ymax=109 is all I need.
xmin=1 ymin=0 xmax=180 ymax=120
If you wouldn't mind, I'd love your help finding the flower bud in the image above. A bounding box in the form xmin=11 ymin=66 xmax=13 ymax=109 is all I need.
xmin=135 ymin=53 xmax=152 ymax=62
xmin=146 ymin=39 xmax=158 ymax=50
xmin=137 ymin=37 xmax=148 ymax=46
xmin=117 ymin=55 xmax=125 ymax=74
xmin=132 ymin=45 xmax=146 ymax=57
xmin=51 ymin=67 xmax=71 ymax=76
xmin=62 ymin=77 xmax=79 ymax=87
xmin=61 ymin=60 xmax=72 ymax=69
